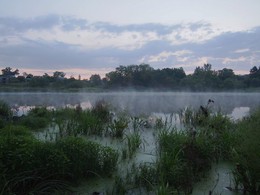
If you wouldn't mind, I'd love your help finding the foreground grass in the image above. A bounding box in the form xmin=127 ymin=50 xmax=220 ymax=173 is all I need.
xmin=0 ymin=100 xmax=259 ymax=194
xmin=232 ymin=108 xmax=260 ymax=193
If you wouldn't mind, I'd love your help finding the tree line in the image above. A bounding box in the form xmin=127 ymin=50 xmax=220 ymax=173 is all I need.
xmin=1 ymin=64 xmax=260 ymax=91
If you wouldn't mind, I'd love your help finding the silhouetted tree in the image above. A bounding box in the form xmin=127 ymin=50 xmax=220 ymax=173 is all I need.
xmin=1 ymin=67 xmax=19 ymax=76
xmin=89 ymin=74 xmax=102 ymax=86
xmin=53 ymin=71 xmax=65 ymax=78
xmin=218 ymin=68 xmax=235 ymax=80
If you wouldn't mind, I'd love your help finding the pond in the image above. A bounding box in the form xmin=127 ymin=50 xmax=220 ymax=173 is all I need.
xmin=0 ymin=91 xmax=259 ymax=117
xmin=1 ymin=91 xmax=259 ymax=194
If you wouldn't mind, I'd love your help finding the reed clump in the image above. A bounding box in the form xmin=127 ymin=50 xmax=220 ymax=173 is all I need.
xmin=17 ymin=107 xmax=53 ymax=130
xmin=0 ymin=124 xmax=118 ymax=194
xmin=0 ymin=100 xmax=12 ymax=128
xmin=232 ymin=108 xmax=260 ymax=194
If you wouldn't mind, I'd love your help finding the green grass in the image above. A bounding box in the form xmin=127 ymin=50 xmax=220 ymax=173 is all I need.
xmin=125 ymin=132 xmax=142 ymax=158
xmin=0 ymin=125 xmax=119 ymax=194
xmin=108 ymin=117 xmax=129 ymax=138
xmin=0 ymin=100 xmax=259 ymax=194
xmin=232 ymin=108 xmax=260 ymax=193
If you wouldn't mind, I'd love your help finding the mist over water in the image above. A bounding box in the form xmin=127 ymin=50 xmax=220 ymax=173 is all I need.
xmin=0 ymin=92 xmax=259 ymax=117
xmin=1 ymin=91 xmax=259 ymax=194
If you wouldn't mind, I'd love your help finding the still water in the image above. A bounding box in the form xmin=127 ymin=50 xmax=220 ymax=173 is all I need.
xmin=0 ymin=92 xmax=259 ymax=117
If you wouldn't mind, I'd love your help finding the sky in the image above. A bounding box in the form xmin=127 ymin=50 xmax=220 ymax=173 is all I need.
xmin=0 ymin=0 xmax=260 ymax=79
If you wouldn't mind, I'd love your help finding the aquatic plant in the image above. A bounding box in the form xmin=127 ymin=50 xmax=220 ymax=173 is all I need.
xmin=0 ymin=100 xmax=12 ymax=128
xmin=178 ymin=106 xmax=235 ymax=161
xmin=134 ymin=162 xmax=158 ymax=191
xmin=17 ymin=106 xmax=53 ymax=130
xmin=92 ymin=100 xmax=112 ymax=123
xmin=79 ymin=110 xmax=104 ymax=136
xmin=56 ymin=136 xmax=119 ymax=180
xmin=108 ymin=117 xmax=129 ymax=138
xmin=0 ymin=125 xmax=71 ymax=194
xmin=154 ymin=117 xmax=164 ymax=130
xmin=125 ymin=132 xmax=141 ymax=158
xmin=111 ymin=175 xmax=127 ymax=194
xmin=131 ymin=116 xmax=146 ymax=131
xmin=0 ymin=124 xmax=119 ymax=194
xmin=155 ymin=126 xmax=221 ymax=193
xmin=0 ymin=100 xmax=12 ymax=119
xmin=156 ymin=183 xmax=172 ymax=195
xmin=232 ymin=108 xmax=260 ymax=193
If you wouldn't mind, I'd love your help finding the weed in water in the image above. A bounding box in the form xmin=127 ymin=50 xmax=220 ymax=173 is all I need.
xmin=125 ymin=132 xmax=142 ymax=158
xmin=108 ymin=117 xmax=129 ymax=138
xmin=111 ymin=175 xmax=127 ymax=195
xmin=232 ymin=108 xmax=260 ymax=194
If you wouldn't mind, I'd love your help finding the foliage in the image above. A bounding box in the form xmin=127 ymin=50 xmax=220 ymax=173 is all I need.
xmin=232 ymin=108 xmax=260 ymax=193
xmin=0 ymin=124 xmax=118 ymax=194
xmin=0 ymin=100 xmax=12 ymax=128
xmin=56 ymin=137 xmax=119 ymax=179
xmin=125 ymin=132 xmax=141 ymax=158
xmin=1 ymin=64 xmax=260 ymax=91
xmin=18 ymin=107 xmax=52 ymax=130
xmin=108 ymin=116 xmax=129 ymax=138
xmin=91 ymin=100 xmax=111 ymax=123
xmin=179 ymin=106 xmax=236 ymax=160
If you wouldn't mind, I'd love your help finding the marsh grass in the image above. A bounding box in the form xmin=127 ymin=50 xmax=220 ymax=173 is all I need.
xmin=231 ymin=108 xmax=260 ymax=193
xmin=0 ymin=124 xmax=118 ymax=194
xmin=79 ymin=110 xmax=104 ymax=136
xmin=111 ymin=175 xmax=127 ymax=194
xmin=108 ymin=116 xmax=129 ymax=138
xmin=0 ymin=100 xmax=12 ymax=128
xmin=17 ymin=106 xmax=53 ymax=130
xmin=131 ymin=116 xmax=146 ymax=131
xmin=125 ymin=132 xmax=142 ymax=158
xmin=1 ymin=100 xmax=259 ymax=194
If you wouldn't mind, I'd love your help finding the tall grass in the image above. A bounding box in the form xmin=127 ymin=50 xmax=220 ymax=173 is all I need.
xmin=17 ymin=106 xmax=53 ymax=130
xmin=153 ymin=106 xmax=236 ymax=194
xmin=232 ymin=108 xmax=260 ymax=193
xmin=108 ymin=116 xmax=129 ymax=138
xmin=0 ymin=125 xmax=119 ymax=194
xmin=125 ymin=132 xmax=141 ymax=158
xmin=0 ymin=100 xmax=12 ymax=128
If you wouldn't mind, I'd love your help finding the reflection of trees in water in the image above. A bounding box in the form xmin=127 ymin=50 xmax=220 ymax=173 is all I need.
xmin=0 ymin=92 xmax=259 ymax=115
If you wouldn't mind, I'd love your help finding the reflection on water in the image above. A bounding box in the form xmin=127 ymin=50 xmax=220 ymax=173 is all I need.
xmin=193 ymin=162 xmax=240 ymax=195
xmin=1 ymin=92 xmax=260 ymax=117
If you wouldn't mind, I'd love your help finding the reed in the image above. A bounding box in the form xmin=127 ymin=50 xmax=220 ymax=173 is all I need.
xmin=108 ymin=117 xmax=129 ymax=138
xmin=125 ymin=132 xmax=141 ymax=158
xmin=0 ymin=125 xmax=119 ymax=194
xmin=232 ymin=108 xmax=260 ymax=193
xmin=17 ymin=106 xmax=53 ymax=130
xmin=0 ymin=100 xmax=12 ymax=128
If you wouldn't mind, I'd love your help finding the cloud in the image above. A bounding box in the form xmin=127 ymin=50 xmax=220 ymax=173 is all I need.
xmin=234 ymin=48 xmax=250 ymax=53
xmin=0 ymin=15 xmax=260 ymax=76
xmin=141 ymin=50 xmax=193 ymax=63
xmin=0 ymin=15 xmax=60 ymax=35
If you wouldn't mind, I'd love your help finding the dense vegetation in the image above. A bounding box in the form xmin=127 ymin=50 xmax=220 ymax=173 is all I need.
xmin=1 ymin=64 xmax=260 ymax=91
xmin=0 ymin=99 xmax=259 ymax=194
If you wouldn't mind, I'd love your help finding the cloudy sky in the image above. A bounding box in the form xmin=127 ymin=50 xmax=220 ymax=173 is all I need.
xmin=0 ymin=0 xmax=260 ymax=78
